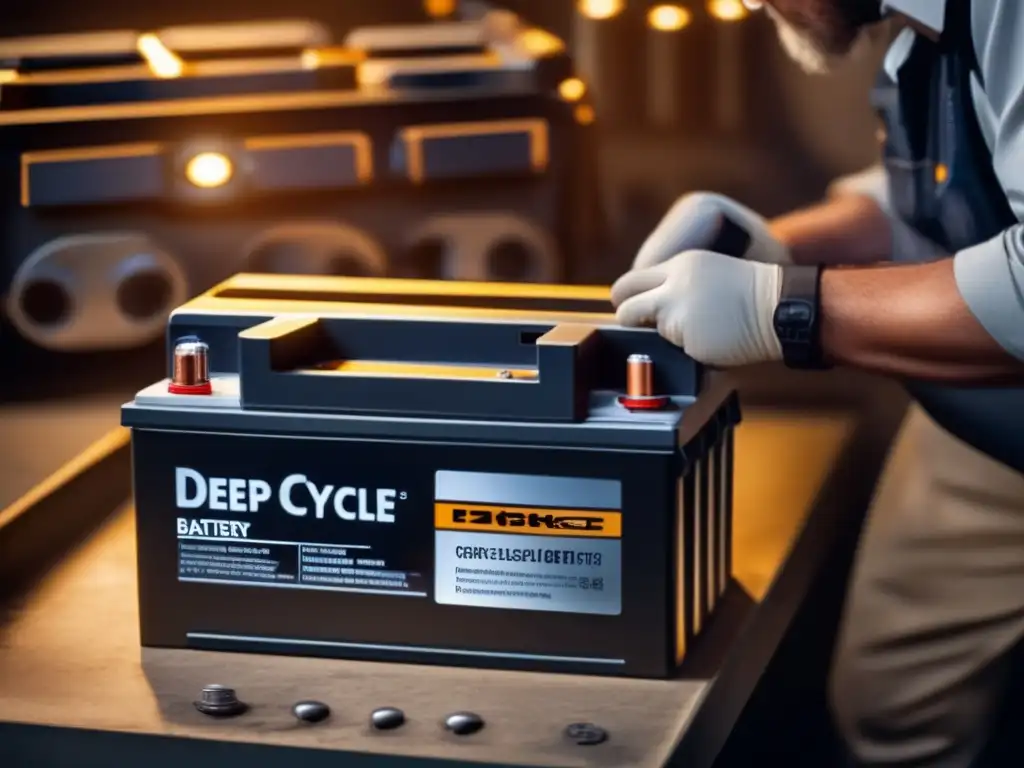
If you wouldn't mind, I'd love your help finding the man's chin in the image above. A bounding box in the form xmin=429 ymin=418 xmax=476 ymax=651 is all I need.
xmin=766 ymin=5 xmax=881 ymax=75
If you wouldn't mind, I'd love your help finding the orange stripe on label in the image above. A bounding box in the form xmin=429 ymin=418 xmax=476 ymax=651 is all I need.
xmin=434 ymin=503 xmax=621 ymax=538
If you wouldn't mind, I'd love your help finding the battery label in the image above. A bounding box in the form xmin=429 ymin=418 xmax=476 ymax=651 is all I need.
xmin=433 ymin=470 xmax=622 ymax=615
xmin=171 ymin=465 xmax=427 ymax=597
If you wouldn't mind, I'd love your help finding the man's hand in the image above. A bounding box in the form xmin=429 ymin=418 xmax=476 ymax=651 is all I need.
xmin=611 ymin=250 xmax=784 ymax=367
xmin=634 ymin=192 xmax=792 ymax=269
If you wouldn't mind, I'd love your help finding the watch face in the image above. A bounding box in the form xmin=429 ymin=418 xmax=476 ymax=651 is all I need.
xmin=773 ymin=299 xmax=813 ymax=344
xmin=774 ymin=299 xmax=812 ymax=326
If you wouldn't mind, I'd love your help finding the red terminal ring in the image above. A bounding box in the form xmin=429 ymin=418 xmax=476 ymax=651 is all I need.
xmin=168 ymin=381 xmax=213 ymax=396
xmin=617 ymin=394 xmax=670 ymax=411
xmin=170 ymin=336 xmax=212 ymax=396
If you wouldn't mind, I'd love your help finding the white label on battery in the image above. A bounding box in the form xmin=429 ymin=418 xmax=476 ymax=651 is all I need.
xmin=433 ymin=470 xmax=622 ymax=616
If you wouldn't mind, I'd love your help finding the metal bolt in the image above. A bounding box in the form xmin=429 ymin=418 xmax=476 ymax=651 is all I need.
xmin=370 ymin=706 xmax=406 ymax=730
xmin=565 ymin=722 xmax=608 ymax=746
xmin=194 ymin=684 xmax=248 ymax=717
xmin=444 ymin=711 xmax=484 ymax=735
xmin=292 ymin=700 xmax=330 ymax=723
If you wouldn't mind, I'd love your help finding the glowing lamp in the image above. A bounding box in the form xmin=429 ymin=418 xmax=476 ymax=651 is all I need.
xmin=558 ymin=77 xmax=587 ymax=102
xmin=648 ymin=5 xmax=692 ymax=31
xmin=578 ymin=0 xmax=624 ymax=21
xmin=185 ymin=152 xmax=233 ymax=189
xmin=707 ymin=0 xmax=750 ymax=21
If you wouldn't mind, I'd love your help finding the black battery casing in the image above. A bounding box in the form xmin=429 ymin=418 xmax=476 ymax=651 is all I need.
xmin=122 ymin=274 xmax=738 ymax=679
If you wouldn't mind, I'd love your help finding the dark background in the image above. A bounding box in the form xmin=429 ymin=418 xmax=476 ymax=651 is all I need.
xmin=0 ymin=0 xmax=886 ymax=222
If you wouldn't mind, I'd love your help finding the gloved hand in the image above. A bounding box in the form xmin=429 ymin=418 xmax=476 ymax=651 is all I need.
xmin=611 ymin=250 xmax=783 ymax=368
xmin=633 ymin=192 xmax=791 ymax=269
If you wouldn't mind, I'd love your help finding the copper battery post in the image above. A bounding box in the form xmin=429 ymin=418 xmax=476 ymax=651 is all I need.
xmin=168 ymin=336 xmax=213 ymax=395
xmin=618 ymin=353 xmax=669 ymax=411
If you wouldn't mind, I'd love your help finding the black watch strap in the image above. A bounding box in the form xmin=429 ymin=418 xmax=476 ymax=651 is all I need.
xmin=772 ymin=265 xmax=830 ymax=369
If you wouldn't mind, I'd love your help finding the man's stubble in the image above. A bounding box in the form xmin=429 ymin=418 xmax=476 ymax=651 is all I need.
xmin=764 ymin=1 xmax=892 ymax=74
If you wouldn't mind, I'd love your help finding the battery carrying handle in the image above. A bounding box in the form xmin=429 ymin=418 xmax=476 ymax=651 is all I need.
xmin=237 ymin=315 xmax=600 ymax=422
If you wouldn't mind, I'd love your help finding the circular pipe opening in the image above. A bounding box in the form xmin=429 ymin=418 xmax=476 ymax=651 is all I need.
xmin=247 ymin=241 xmax=382 ymax=277
xmin=487 ymin=238 xmax=536 ymax=282
xmin=398 ymin=237 xmax=448 ymax=279
xmin=249 ymin=242 xmax=309 ymax=274
xmin=18 ymin=279 xmax=72 ymax=327
xmin=326 ymin=252 xmax=378 ymax=277
xmin=116 ymin=269 xmax=175 ymax=322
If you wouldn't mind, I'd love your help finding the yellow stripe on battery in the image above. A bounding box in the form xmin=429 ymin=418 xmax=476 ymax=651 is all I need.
xmin=435 ymin=503 xmax=622 ymax=538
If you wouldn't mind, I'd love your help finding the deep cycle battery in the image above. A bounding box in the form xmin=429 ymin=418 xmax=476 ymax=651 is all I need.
xmin=120 ymin=273 xmax=740 ymax=679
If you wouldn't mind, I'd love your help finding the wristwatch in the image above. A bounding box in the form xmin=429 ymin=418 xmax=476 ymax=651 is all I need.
xmin=772 ymin=265 xmax=830 ymax=369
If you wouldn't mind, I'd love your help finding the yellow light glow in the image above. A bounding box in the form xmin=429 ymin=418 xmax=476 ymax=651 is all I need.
xmin=578 ymin=0 xmax=624 ymax=21
xmin=137 ymin=33 xmax=184 ymax=78
xmin=558 ymin=77 xmax=587 ymax=102
xmin=518 ymin=28 xmax=566 ymax=56
xmin=185 ymin=152 xmax=233 ymax=189
xmin=648 ymin=5 xmax=692 ymax=31
xmin=424 ymin=0 xmax=456 ymax=18
xmin=574 ymin=104 xmax=596 ymax=125
xmin=300 ymin=49 xmax=321 ymax=70
xmin=935 ymin=163 xmax=949 ymax=184
xmin=300 ymin=46 xmax=366 ymax=71
xmin=707 ymin=0 xmax=750 ymax=21
xmin=0 ymin=69 xmax=17 ymax=84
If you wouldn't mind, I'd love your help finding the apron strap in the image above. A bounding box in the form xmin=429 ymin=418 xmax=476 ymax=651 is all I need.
xmin=941 ymin=0 xmax=982 ymax=86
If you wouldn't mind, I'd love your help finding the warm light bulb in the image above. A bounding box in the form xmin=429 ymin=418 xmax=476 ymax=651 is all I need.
xmin=185 ymin=152 xmax=233 ymax=189
xmin=137 ymin=33 xmax=184 ymax=78
xmin=578 ymin=0 xmax=625 ymax=20
xmin=574 ymin=104 xmax=596 ymax=125
xmin=707 ymin=0 xmax=750 ymax=21
xmin=424 ymin=0 xmax=456 ymax=18
xmin=518 ymin=28 xmax=565 ymax=56
xmin=558 ymin=77 xmax=587 ymax=102
xmin=647 ymin=5 xmax=693 ymax=31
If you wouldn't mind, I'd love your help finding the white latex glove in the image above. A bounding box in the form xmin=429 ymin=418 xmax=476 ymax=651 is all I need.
xmin=611 ymin=250 xmax=784 ymax=367
xmin=633 ymin=192 xmax=791 ymax=269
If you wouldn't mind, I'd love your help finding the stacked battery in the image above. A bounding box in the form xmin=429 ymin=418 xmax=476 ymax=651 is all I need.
xmin=1 ymin=9 xmax=599 ymax=354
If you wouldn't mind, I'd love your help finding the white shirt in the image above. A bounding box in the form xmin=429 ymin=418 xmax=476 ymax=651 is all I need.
xmin=839 ymin=0 xmax=1024 ymax=361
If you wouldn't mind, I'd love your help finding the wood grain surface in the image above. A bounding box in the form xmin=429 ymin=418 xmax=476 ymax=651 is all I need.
xmin=0 ymin=409 xmax=853 ymax=767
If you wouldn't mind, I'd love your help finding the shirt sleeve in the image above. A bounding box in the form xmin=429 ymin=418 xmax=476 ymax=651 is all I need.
xmin=952 ymin=3 xmax=1024 ymax=361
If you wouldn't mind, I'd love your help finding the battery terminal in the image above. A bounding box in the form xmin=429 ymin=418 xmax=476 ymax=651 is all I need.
xmin=618 ymin=353 xmax=670 ymax=411
xmin=169 ymin=335 xmax=213 ymax=395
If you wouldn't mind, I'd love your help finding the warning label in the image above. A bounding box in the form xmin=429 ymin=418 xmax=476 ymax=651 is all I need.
xmin=177 ymin=539 xmax=426 ymax=596
xmin=432 ymin=470 xmax=622 ymax=615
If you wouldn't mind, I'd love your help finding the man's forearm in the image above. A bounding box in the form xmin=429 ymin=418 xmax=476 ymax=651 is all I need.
xmin=770 ymin=194 xmax=894 ymax=266
xmin=819 ymin=258 xmax=1024 ymax=383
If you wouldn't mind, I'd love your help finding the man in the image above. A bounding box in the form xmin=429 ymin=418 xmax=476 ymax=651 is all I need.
xmin=611 ymin=1 xmax=1024 ymax=765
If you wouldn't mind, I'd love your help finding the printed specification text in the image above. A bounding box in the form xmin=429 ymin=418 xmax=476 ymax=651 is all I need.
xmin=178 ymin=538 xmax=425 ymax=596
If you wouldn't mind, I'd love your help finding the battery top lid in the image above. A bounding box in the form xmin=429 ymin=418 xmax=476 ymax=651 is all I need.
xmin=163 ymin=273 xmax=703 ymax=423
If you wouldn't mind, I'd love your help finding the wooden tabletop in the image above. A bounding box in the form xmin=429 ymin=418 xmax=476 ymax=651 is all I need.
xmin=0 ymin=407 xmax=857 ymax=768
